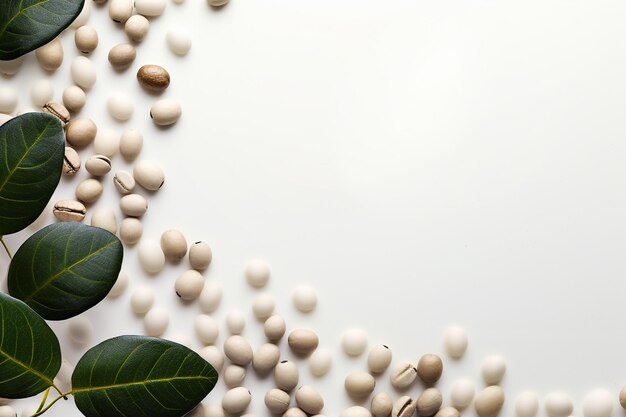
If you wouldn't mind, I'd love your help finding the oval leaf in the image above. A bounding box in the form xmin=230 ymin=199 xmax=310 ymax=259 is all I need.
xmin=72 ymin=336 xmax=217 ymax=417
xmin=8 ymin=222 xmax=124 ymax=320
xmin=0 ymin=112 xmax=64 ymax=236
xmin=0 ymin=0 xmax=84 ymax=60
xmin=0 ymin=292 xmax=61 ymax=398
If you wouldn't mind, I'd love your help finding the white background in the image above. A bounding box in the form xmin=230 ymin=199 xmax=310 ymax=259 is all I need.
xmin=2 ymin=0 xmax=626 ymax=416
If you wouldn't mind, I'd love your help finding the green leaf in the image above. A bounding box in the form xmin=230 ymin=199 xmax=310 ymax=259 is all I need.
xmin=0 ymin=112 xmax=64 ymax=236
xmin=72 ymin=336 xmax=218 ymax=417
xmin=0 ymin=0 xmax=84 ymax=60
xmin=8 ymin=222 xmax=124 ymax=321
xmin=0 ymin=292 xmax=61 ymax=399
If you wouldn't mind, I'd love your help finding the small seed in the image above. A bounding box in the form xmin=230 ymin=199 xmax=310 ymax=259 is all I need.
xmin=30 ymin=79 xmax=54 ymax=107
xmin=390 ymin=362 xmax=417 ymax=390
xmin=199 ymin=282 xmax=223 ymax=314
xmin=130 ymin=285 xmax=154 ymax=315
xmin=108 ymin=271 xmax=129 ymax=299
xmin=264 ymin=314 xmax=286 ymax=342
xmin=75 ymin=178 xmax=103 ymax=204
xmin=474 ymin=386 xmax=505 ymax=417
xmin=71 ymin=56 xmax=97 ymax=89
xmin=63 ymin=86 xmax=86 ymax=113
xmin=449 ymin=378 xmax=475 ymax=410
xmin=392 ymin=396 xmax=416 ymax=417
xmin=175 ymin=270 xmax=204 ymax=300
xmin=545 ymin=392 xmax=573 ymax=417
xmin=434 ymin=407 xmax=460 ymax=417
xmin=42 ymin=102 xmax=70 ymax=127
xmin=308 ymin=347 xmax=332 ymax=377
xmin=143 ymin=308 xmax=169 ymax=337
xmin=68 ymin=316 xmax=93 ymax=346
xmin=345 ymin=371 xmax=376 ymax=399
xmin=150 ymin=98 xmax=181 ymax=126
xmin=417 ymin=354 xmax=443 ymax=385
xmin=107 ymin=93 xmax=134 ymax=121
xmin=225 ymin=310 xmax=245 ymax=335
xmin=53 ymin=200 xmax=86 ymax=222
xmin=252 ymin=293 xmax=275 ymax=321
xmin=135 ymin=0 xmax=166 ymax=16
xmin=443 ymin=326 xmax=468 ymax=359
xmin=120 ymin=194 xmax=148 ymax=217
xmin=341 ymin=328 xmax=368 ymax=357
xmin=63 ymin=147 xmax=81 ymax=176
xmin=120 ymin=128 xmax=143 ymax=161
xmin=371 ymin=393 xmax=393 ymax=417
xmin=90 ymin=207 xmax=117 ymax=234
xmin=245 ymin=259 xmax=270 ymax=287
xmin=514 ymin=391 xmax=538 ymax=417
xmin=194 ymin=314 xmax=219 ymax=345
xmin=199 ymin=346 xmax=224 ymax=373
xmin=224 ymin=365 xmax=246 ymax=389
xmin=582 ymin=388 xmax=613 ymax=417
xmin=292 ymin=285 xmax=317 ymax=313
xmin=113 ymin=170 xmax=135 ymax=194
xmin=416 ymin=388 xmax=442 ymax=417
xmin=134 ymin=160 xmax=165 ymax=191
xmin=0 ymin=87 xmax=17 ymax=114
xmin=224 ymin=335 xmax=253 ymax=366
xmin=283 ymin=409 xmax=307 ymax=417
xmin=36 ymin=39 xmax=63 ymax=71
xmin=137 ymin=65 xmax=170 ymax=92
xmin=166 ymin=28 xmax=191 ymax=56
xmin=125 ymin=15 xmax=150 ymax=42
xmin=138 ymin=240 xmax=165 ymax=274
xmin=295 ymin=385 xmax=324 ymax=415
xmin=161 ymin=229 xmax=187 ymax=260
xmin=340 ymin=407 xmax=371 ymax=417
xmin=85 ymin=155 xmax=112 ymax=177
xmin=0 ymin=57 xmax=23 ymax=76
xmin=66 ymin=118 xmax=97 ymax=148
xmin=222 ymin=387 xmax=251 ymax=415
xmin=108 ymin=43 xmax=136 ymax=70
xmin=109 ymin=0 xmax=133 ymax=23
xmin=481 ymin=355 xmax=506 ymax=385
xmin=288 ymin=329 xmax=319 ymax=355
xmin=265 ymin=389 xmax=290 ymax=414
xmin=119 ymin=218 xmax=143 ymax=245
xmin=189 ymin=241 xmax=212 ymax=270
xmin=94 ymin=129 xmax=120 ymax=157
xmin=274 ymin=360 xmax=299 ymax=392
xmin=75 ymin=25 xmax=99 ymax=54
xmin=252 ymin=343 xmax=280 ymax=375
xmin=368 ymin=344 xmax=392 ymax=374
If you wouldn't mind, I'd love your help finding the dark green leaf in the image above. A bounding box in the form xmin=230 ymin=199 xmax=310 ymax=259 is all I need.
xmin=0 ymin=0 xmax=84 ymax=60
xmin=72 ymin=336 xmax=218 ymax=417
xmin=0 ymin=112 xmax=64 ymax=235
xmin=8 ymin=222 xmax=124 ymax=321
xmin=0 ymin=292 xmax=61 ymax=398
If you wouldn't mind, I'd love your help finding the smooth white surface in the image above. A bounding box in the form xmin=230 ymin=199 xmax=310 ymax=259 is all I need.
xmin=2 ymin=1 xmax=626 ymax=416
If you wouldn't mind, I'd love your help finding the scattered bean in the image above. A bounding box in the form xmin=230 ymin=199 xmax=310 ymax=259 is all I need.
xmin=416 ymin=388 xmax=442 ymax=417
xmin=120 ymin=194 xmax=148 ymax=217
xmin=341 ymin=328 xmax=368 ymax=357
xmin=222 ymin=387 xmax=252 ymax=415
xmin=130 ymin=285 xmax=155 ymax=315
xmin=265 ymin=389 xmax=290 ymax=414
xmin=225 ymin=310 xmax=245 ymax=335
xmin=166 ymin=28 xmax=191 ymax=55
xmin=390 ymin=361 xmax=417 ymax=390
xmin=368 ymin=344 xmax=392 ymax=374
xmin=475 ymin=386 xmax=505 ymax=417
xmin=274 ymin=360 xmax=299 ymax=392
xmin=292 ymin=285 xmax=317 ymax=313
xmin=0 ymin=87 xmax=18 ymax=114
xmin=66 ymin=118 xmax=97 ymax=148
xmin=392 ymin=396 xmax=416 ymax=417
xmin=224 ymin=335 xmax=253 ymax=366
xmin=68 ymin=316 xmax=93 ymax=346
xmin=53 ymin=200 xmax=86 ymax=222
xmin=309 ymin=347 xmax=332 ymax=377
xmin=283 ymin=408 xmax=307 ymax=417
xmin=175 ymin=270 xmax=204 ymax=300
xmin=0 ymin=406 xmax=15 ymax=417
xmin=544 ymin=392 xmax=573 ymax=417
xmin=0 ymin=57 xmax=23 ymax=76
xmin=108 ymin=270 xmax=129 ymax=299
xmin=224 ymin=365 xmax=246 ymax=388
xmin=42 ymin=102 xmax=70 ymax=127
xmin=108 ymin=44 xmax=136 ymax=70
xmin=582 ymin=388 xmax=613 ymax=417
xmin=125 ymin=15 xmax=150 ymax=42
xmin=189 ymin=241 xmax=212 ymax=270
xmin=150 ymin=98 xmax=182 ymax=125
xmin=195 ymin=314 xmax=219 ymax=345
xmin=371 ymin=393 xmax=393 ymax=417
xmin=71 ymin=56 xmax=97 ymax=89
xmin=295 ymin=385 xmax=324 ymax=415
xmin=245 ymin=259 xmax=270 ymax=287
xmin=449 ymin=378 xmax=475 ymax=410
xmin=288 ymin=329 xmax=319 ymax=355
xmin=70 ymin=0 xmax=91 ymax=27
xmin=109 ymin=0 xmax=133 ymax=23
xmin=75 ymin=178 xmax=103 ymax=204
xmin=63 ymin=147 xmax=81 ymax=176
xmin=119 ymin=218 xmax=143 ymax=245
xmin=345 ymin=371 xmax=376 ymax=399
xmin=161 ymin=229 xmax=187 ymax=260
xmin=138 ymin=239 xmax=165 ymax=274
xmin=434 ymin=407 xmax=460 ymax=417
xmin=340 ymin=407 xmax=371 ymax=417
xmin=94 ymin=129 xmax=120 ymax=157
xmin=85 ymin=155 xmax=112 ymax=176
xmin=252 ymin=293 xmax=275 ymax=321
xmin=63 ymin=86 xmax=86 ymax=113
xmin=75 ymin=25 xmax=99 ymax=53
xmin=90 ymin=207 xmax=117 ymax=234
xmin=199 ymin=346 xmax=224 ymax=373
xmin=199 ymin=281 xmax=223 ymax=313
xmin=137 ymin=65 xmax=170 ymax=92
xmin=417 ymin=353 xmax=443 ymax=385
xmin=36 ymin=39 xmax=63 ymax=71
xmin=252 ymin=343 xmax=280 ymax=375
xmin=30 ymin=79 xmax=54 ymax=107
xmin=134 ymin=160 xmax=165 ymax=190
xmin=514 ymin=391 xmax=538 ymax=417
xmin=264 ymin=314 xmax=286 ymax=342
xmin=135 ymin=0 xmax=166 ymax=17
xmin=481 ymin=355 xmax=506 ymax=385
xmin=107 ymin=93 xmax=134 ymax=121
xmin=119 ymin=128 xmax=143 ymax=161
xmin=113 ymin=170 xmax=135 ymax=194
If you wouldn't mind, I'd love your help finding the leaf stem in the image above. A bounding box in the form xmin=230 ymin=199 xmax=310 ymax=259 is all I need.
xmin=0 ymin=236 xmax=11 ymax=259
xmin=35 ymin=387 xmax=51 ymax=413
xmin=52 ymin=383 xmax=67 ymax=399
xmin=29 ymin=393 xmax=66 ymax=417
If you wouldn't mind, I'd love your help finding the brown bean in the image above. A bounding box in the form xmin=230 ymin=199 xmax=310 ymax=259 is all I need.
xmin=137 ymin=65 xmax=170 ymax=92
